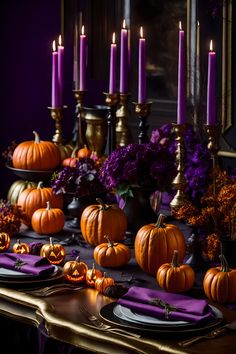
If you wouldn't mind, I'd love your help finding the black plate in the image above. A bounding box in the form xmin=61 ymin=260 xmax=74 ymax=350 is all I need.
xmin=100 ymin=302 xmax=223 ymax=335
xmin=6 ymin=162 xmax=55 ymax=182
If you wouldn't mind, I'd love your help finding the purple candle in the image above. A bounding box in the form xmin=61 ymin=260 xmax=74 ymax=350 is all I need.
xmin=177 ymin=22 xmax=186 ymax=124
xmin=73 ymin=23 xmax=79 ymax=90
xmin=51 ymin=40 xmax=60 ymax=107
xmin=119 ymin=20 xmax=128 ymax=93
xmin=138 ymin=27 xmax=146 ymax=103
xmin=109 ymin=32 xmax=117 ymax=94
xmin=207 ymin=40 xmax=216 ymax=125
xmin=58 ymin=34 xmax=64 ymax=106
xmin=79 ymin=25 xmax=86 ymax=91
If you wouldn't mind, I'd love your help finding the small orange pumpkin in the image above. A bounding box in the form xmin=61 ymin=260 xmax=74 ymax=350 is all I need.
xmin=77 ymin=145 xmax=92 ymax=159
xmin=80 ymin=198 xmax=127 ymax=246
xmin=0 ymin=232 xmax=11 ymax=252
xmin=12 ymin=239 xmax=30 ymax=254
xmin=40 ymin=237 xmax=66 ymax=265
xmin=156 ymin=250 xmax=195 ymax=293
xmin=94 ymin=236 xmax=131 ymax=268
xmin=203 ymin=254 xmax=236 ymax=304
xmin=95 ymin=272 xmax=115 ymax=294
xmin=31 ymin=201 xmax=65 ymax=234
xmin=63 ymin=256 xmax=88 ymax=283
xmin=86 ymin=263 xmax=102 ymax=287
xmin=61 ymin=149 xmax=78 ymax=167
xmin=12 ymin=131 xmax=60 ymax=170
xmin=134 ymin=214 xmax=186 ymax=276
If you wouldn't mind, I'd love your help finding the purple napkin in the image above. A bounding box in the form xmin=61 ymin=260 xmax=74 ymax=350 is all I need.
xmin=0 ymin=253 xmax=55 ymax=277
xmin=117 ymin=286 xmax=214 ymax=323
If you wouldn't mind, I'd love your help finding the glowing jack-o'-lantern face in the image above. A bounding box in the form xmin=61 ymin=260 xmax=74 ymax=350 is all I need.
xmin=63 ymin=256 xmax=88 ymax=283
xmin=0 ymin=232 xmax=11 ymax=252
xmin=40 ymin=237 xmax=66 ymax=265
xmin=12 ymin=239 xmax=30 ymax=254
xmin=86 ymin=263 xmax=102 ymax=287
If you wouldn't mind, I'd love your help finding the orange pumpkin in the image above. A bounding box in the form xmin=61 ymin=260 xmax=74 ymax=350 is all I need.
xmin=7 ymin=180 xmax=37 ymax=205
xmin=80 ymin=198 xmax=127 ymax=246
xmin=61 ymin=149 xmax=78 ymax=167
xmin=63 ymin=256 xmax=88 ymax=283
xmin=0 ymin=232 xmax=11 ymax=252
xmin=95 ymin=272 xmax=115 ymax=294
xmin=12 ymin=239 xmax=30 ymax=254
xmin=203 ymin=254 xmax=236 ymax=304
xmin=40 ymin=237 xmax=66 ymax=265
xmin=134 ymin=214 xmax=186 ymax=276
xmin=31 ymin=201 xmax=65 ymax=234
xmin=17 ymin=181 xmax=63 ymax=226
xmin=12 ymin=131 xmax=60 ymax=170
xmin=77 ymin=145 xmax=92 ymax=159
xmin=156 ymin=250 xmax=195 ymax=292
xmin=86 ymin=263 xmax=102 ymax=287
xmin=94 ymin=236 xmax=131 ymax=268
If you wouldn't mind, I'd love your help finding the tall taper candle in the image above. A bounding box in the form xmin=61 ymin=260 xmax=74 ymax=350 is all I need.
xmin=207 ymin=40 xmax=216 ymax=125
xmin=73 ymin=22 xmax=79 ymax=90
xmin=79 ymin=25 xmax=86 ymax=91
xmin=58 ymin=34 xmax=64 ymax=106
xmin=109 ymin=32 xmax=117 ymax=94
xmin=138 ymin=26 xmax=146 ymax=103
xmin=120 ymin=19 xmax=128 ymax=93
xmin=51 ymin=40 xmax=60 ymax=107
xmin=177 ymin=21 xmax=186 ymax=124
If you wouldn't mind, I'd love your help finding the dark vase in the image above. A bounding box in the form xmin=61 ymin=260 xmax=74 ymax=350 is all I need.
xmin=121 ymin=188 xmax=157 ymax=235
xmin=220 ymin=238 xmax=236 ymax=268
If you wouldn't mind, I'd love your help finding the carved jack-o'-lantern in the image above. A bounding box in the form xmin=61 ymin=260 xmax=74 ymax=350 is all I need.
xmin=63 ymin=256 xmax=88 ymax=283
xmin=12 ymin=239 xmax=30 ymax=254
xmin=0 ymin=232 xmax=11 ymax=252
xmin=86 ymin=263 xmax=102 ymax=287
xmin=40 ymin=237 xmax=66 ymax=265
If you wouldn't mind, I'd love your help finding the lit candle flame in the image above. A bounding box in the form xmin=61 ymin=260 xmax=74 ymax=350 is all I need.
xmin=179 ymin=21 xmax=182 ymax=30
xmin=112 ymin=32 xmax=116 ymax=44
xmin=210 ymin=40 xmax=213 ymax=51
xmin=140 ymin=26 xmax=143 ymax=38
xmin=81 ymin=25 xmax=85 ymax=35
xmin=197 ymin=20 xmax=200 ymax=27
xmin=58 ymin=34 xmax=62 ymax=46
xmin=123 ymin=19 xmax=126 ymax=29
xmin=52 ymin=40 xmax=56 ymax=52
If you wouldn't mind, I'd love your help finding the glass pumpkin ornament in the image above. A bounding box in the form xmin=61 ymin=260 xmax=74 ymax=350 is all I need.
xmin=63 ymin=256 xmax=88 ymax=283
xmin=12 ymin=239 xmax=30 ymax=254
xmin=95 ymin=272 xmax=115 ymax=294
xmin=40 ymin=237 xmax=66 ymax=265
xmin=0 ymin=232 xmax=11 ymax=252
xmin=86 ymin=263 xmax=102 ymax=287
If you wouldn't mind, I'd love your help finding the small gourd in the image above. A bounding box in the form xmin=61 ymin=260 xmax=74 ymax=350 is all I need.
xmin=156 ymin=250 xmax=195 ymax=293
xmin=40 ymin=237 xmax=66 ymax=265
xmin=86 ymin=263 xmax=102 ymax=287
xmin=63 ymin=256 xmax=88 ymax=283
xmin=95 ymin=272 xmax=115 ymax=294
xmin=31 ymin=201 xmax=65 ymax=234
xmin=0 ymin=232 xmax=11 ymax=252
xmin=12 ymin=239 xmax=30 ymax=254
xmin=77 ymin=145 xmax=92 ymax=159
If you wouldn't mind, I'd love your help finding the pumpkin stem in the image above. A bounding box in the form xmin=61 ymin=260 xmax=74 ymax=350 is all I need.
xmin=46 ymin=201 xmax=51 ymax=210
xmin=171 ymin=250 xmax=179 ymax=267
xmin=96 ymin=198 xmax=111 ymax=211
xmin=33 ymin=131 xmax=41 ymax=144
xmin=103 ymin=272 xmax=107 ymax=278
xmin=219 ymin=254 xmax=230 ymax=272
xmin=37 ymin=181 xmax=44 ymax=189
xmin=75 ymin=255 xmax=81 ymax=262
xmin=104 ymin=235 xmax=114 ymax=247
xmin=49 ymin=237 xmax=54 ymax=247
xmin=155 ymin=213 xmax=166 ymax=228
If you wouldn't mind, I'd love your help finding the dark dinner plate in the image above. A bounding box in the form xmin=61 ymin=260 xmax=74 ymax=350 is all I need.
xmin=100 ymin=302 xmax=223 ymax=335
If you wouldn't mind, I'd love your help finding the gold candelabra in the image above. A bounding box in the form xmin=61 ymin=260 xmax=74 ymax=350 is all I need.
xmin=133 ymin=101 xmax=152 ymax=144
xmin=116 ymin=93 xmax=131 ymax=147
xmin=73 ymin=90 xmax=87 ymax=149
xmin=49 ymin=106 xmax=65 ymax=145
xmin=104 ymin=92 xmax=119 ymax=155
xmin=170 ymin=124 xmax=188 ymax=210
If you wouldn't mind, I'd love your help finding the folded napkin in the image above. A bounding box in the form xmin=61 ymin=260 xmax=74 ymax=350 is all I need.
xmin=0 ymin=253 xmax=55 ymax=277
xmin=117 ymin=286 xmax=214 ymax=324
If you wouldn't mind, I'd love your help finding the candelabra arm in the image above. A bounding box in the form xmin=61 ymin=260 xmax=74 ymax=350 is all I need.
xmin=133 ymin=102 xmax=152 ymax=144
xmin=48 ymin=107 xmax=65 ymax=145
xmin=116 ymin=93 xmax=131 ymax=147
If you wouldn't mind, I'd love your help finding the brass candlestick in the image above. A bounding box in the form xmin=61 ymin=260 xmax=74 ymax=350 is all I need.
xmin=204 ymin=123 xmax=221 ymax=196
xmin=49 ymin=107 xmax=65 ymax=145
xmin=133 ymin=101 xmax=152 ymax=144
xmin=104 ymin=92 xmax=119 ymax=155
xmin=170 ymin=124 xmax=188 ymax=210
xmin=116 ymin=93 xmax=131 ymax=147
xmin=72 ymin=90 xmax=87 ymax=149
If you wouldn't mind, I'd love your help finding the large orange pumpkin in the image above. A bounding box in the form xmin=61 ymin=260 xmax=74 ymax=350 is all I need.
xmin=12 ymin=131 xmax=60 ymax=170
xmin=31 ymin=201 xmax=65 ymax=234
xmin=17 ymin=181 xmax=63 ymax=226
xmin=203 ymin=254 xmax=236 ymax=304
xmin=80 ymin=198 xmax=127 ymax=246
xmin=156 ymin=250 xmax=195 ymax=293
xmin=134 ymin=214 xmax=186 ymax=276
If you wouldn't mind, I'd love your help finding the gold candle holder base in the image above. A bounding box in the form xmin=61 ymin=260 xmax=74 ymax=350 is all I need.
xmin=116 ymin=93 xmax=131 ymax=147
xmin=133 ymin=101 xmax=152 ymax=144
xmin=104 ymin=92 xmax=119 ymax=155
xmin=170 ymin=123 xmax=188 ymax=210
xmin=48 ymin=106 xmax=65 ymax=145
xmin=72 ymin=90 xmax=87 ymax=149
